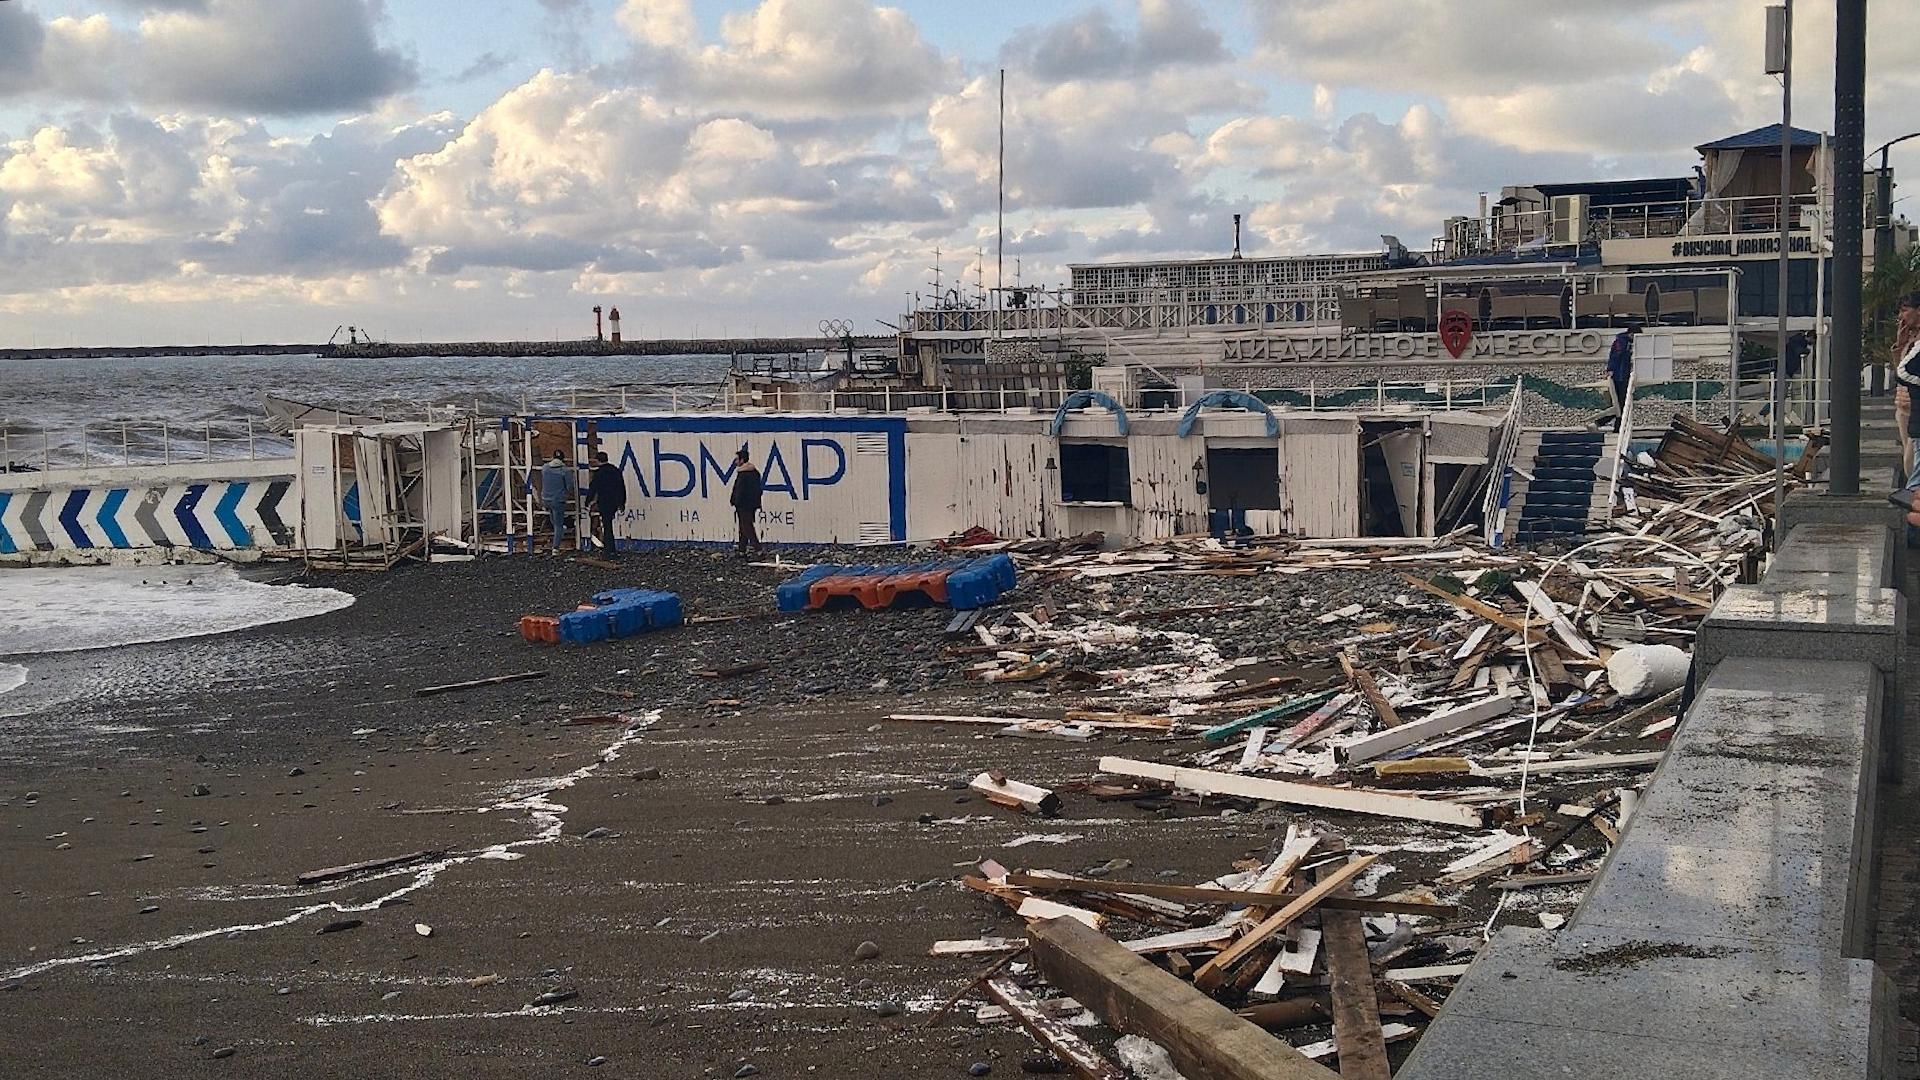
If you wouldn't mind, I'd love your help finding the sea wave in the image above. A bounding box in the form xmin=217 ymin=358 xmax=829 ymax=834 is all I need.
xmin=0 ymin=566 xmax=354 ymax=656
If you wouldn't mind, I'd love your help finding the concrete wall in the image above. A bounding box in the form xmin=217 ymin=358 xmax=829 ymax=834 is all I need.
xmin=0 ymin=458 xmax=296 ymax=564
xmin=1398 ymin=504 xmax=1905 ymax=1079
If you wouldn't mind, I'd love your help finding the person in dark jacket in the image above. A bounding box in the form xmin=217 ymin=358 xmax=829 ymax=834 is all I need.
xmin=729 ymin=446 xmax=763 ymax=556
xmin=1604 ymin=326 xmax=1636 ymax=432
xmin=585 ymin=451 xmax=626 ymax=554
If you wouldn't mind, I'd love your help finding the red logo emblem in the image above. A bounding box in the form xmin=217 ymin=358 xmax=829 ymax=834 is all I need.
xmin=1439 ymin=309 xmax=1474 ymax=358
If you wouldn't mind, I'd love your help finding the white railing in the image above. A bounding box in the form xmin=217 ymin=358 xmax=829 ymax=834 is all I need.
xmin=1481 ymin=376 xmax=1528 ymax=547
xmin=722 ymin=377 xmax=1589 ymax=417
xmin=1441 ymin=193 xmax=1823 ymax=258
xmin=0 ymin=419 xmax=287 ymax=472
xmin=516 ymin=384 xmax=723 ymax=415
xmin=1606 ymin=370 xmax=1636 ymax=519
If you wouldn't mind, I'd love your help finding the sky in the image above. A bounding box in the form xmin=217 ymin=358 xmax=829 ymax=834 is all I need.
xmin=0 ymin=0 xmax=1916 ymax=348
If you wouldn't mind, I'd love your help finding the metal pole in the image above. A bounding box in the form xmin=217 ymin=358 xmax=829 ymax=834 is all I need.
xmin=1772 ymin=0 xmax=1791 ymax=545
xmin=996 ymin=68 xmax=1005 ymax=337
xmin=1829 ymin=0 xmax=1866 ymax=494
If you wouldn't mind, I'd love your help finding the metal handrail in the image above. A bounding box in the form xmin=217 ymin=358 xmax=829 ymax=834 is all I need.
xmin=1481 ymin=376 xmax=1528 ymax=548
xmin=0 ymin=418 xmax=283 ymax=472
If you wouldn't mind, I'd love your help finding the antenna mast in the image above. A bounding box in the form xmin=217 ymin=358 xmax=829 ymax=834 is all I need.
xmin=996 ymin=68 xmax=1006 ymax=330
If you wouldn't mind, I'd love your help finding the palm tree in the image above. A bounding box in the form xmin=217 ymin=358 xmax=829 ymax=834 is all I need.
xmin=1866 ymin=242 xmax=1920 ymax=364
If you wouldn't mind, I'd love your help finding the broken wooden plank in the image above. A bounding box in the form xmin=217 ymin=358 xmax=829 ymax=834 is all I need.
xmin=1121 ymin=922 xmax=1242 ymax=955
xmin=572 ymin=554 xmax=622 ymax=570
xmin=1492 ymin=871 xmax=1597 ymax=891
xmin=1238 ymin=726 xmax=1271 ymax=770
xmin=1558 ymin=687 xmax=1685 ymax=753
xmin=1278 ymin=927 xmax=1323 ymax=977
xmin=1381 ymin=962 xmax=1472 ymax=981
xmin=1026 ymin=917 xmax=1342 ymax=1080
xmin=1403 ymin=574 xmax=1556 ymax=648
xmin=1320 ymin=867 xmax=1391 ymax=1080
xmin=1381 ymin=980 xmax=1442 ymax=1019
xmin=888 ymin=713 xmax=1168 ymax=732
xmin=980 ymin=977 xmax=1129 ymax=1080
xmin=1472 ymin=751 xmax=1665 ymax=778
xmin=1295 ymin=1024 xmax=1419 ymax=1064
xmin=1334 ymin=695 xmax=1513 ymax=765
xmin=1372 ymin=757 xmax=1472 ymax=779
xmin=1100 ymin=758 xmax=1486 ymax=829
xmin=930 ymin=937 xmax=1028 ymax=957
xmin=1512 ymin=580 xmax=1597 ymax=658
xmin=1192 ymin=855 xmax=1382 ymax=992
xmin=1203 ymin=689 xmax=1343 ymax=744
xmin=1438 ymin=832 xmax=1528 ymax=875
xmin=971 ymin=772 xmax=1063 ymax=816
xmin=1003 ymin=872 xmax=1458 ymax=919
xmin=1270 ymin=692 xmax=1358 ymax=753
xmin=413 ymin=671 xmax=546 ymax=697
xmin=1237 ymin=997 xmax=1328 ymax=1030
xmin=1016 ymin=897 xmax=1105 ymax=929
xmin=295 ymin=849 xmax=442 ymax=886
xmin=1340 ymin=653 xmax=1401 ymax=728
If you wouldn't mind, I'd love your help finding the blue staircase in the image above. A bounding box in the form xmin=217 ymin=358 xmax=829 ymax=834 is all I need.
xmin=1505 ymin=430 xmax=1615 ymax=542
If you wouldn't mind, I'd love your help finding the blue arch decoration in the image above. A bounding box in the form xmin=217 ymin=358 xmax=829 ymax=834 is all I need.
xmin=1048 ymin=390 xmax=1130 ymax=436
xmin=1178 ymin=389 xmax=1279 ymax=437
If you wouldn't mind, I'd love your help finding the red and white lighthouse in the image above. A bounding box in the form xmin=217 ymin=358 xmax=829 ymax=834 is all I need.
xmin=608 ymin=306 xmax=622 ymax=344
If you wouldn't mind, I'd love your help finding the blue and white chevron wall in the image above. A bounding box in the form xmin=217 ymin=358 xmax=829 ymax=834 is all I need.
xmin=0 ymin=478 xmax=294 ymax=554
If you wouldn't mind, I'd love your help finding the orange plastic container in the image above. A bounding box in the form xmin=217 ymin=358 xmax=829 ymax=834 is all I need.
xmin=519 ymin=615 xmax=560 ymax=644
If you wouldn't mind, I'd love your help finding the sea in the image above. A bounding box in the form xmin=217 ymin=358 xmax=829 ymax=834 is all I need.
xmin=0 ymin=351 xmax=734 ymax=465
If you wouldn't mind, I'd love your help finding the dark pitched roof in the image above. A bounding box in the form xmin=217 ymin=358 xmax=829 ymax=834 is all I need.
xmin=1696 ymin=124 xmax=1824 ymax=151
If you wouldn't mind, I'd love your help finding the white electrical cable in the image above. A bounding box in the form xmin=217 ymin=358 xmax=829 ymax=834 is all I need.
xmin=1477 ymin=530 xmax=1732 ymax=940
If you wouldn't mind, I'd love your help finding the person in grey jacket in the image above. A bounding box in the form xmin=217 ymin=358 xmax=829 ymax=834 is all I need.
xmin=539 ymin=452 xmax=573 ymax=551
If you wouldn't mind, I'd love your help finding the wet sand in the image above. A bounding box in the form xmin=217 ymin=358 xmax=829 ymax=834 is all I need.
xmin=0 ymin=554 xmax=1570 ymax=1078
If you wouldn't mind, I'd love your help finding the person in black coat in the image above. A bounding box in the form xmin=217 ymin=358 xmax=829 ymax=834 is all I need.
xmin=729 ymin=446 xmax=763 ymax=556
xmin=585 ymin=451 xmax=626 ymax=554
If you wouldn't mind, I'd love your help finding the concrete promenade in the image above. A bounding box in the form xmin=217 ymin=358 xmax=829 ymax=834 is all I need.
xmin=1401 ymin=492 xmax=1911 ymax=1078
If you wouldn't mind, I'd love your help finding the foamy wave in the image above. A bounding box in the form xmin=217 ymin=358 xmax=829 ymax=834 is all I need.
xmin=0 ymin=567 xmax=354 ymax=656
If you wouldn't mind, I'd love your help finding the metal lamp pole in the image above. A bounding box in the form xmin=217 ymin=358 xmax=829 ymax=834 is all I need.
xmin=1767 ymin=2 xmax=1792 ymax=540
xmin=1829 ymin=0 xmax=1867 ymax=494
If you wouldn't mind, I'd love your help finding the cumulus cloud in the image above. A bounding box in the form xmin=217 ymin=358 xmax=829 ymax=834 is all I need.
xmin=6 ymin=0 xmax=1918 ymax=345
xmin=1003 ymin=0 xmax=1225 ymax=80
xmin=376 ymin=66 xmax=943 ymax=278
xmin=0 ymin=110 xmax=457 ymax=297
xmin=623 ymin=0 xmax=951 ymax=119
xmin=0 ymin=2 xmax=46 ymax=96
xmin=1 ymin=0 xmax=416 ymax=115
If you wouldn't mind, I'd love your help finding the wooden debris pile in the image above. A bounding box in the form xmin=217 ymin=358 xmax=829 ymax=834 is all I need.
xmin=1614 ymin=413 xmax=1818 ymax=540
xmin=918 ymin=456 xmax=1788 ymax=1070
xmin=934 ymin=831 xmax=1481 ymax=1076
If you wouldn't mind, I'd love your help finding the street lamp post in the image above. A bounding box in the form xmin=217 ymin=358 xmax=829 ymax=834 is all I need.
xmin=1767 ymin=3 xmax=1792 ymax=542
xmin=1829 ymin=0 xmax=1867 ymax=495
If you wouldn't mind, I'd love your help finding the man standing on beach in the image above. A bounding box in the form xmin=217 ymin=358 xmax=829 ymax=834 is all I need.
xmin=539 ymin=451 xmax=573 ymax=552
xmin=729 ymin=446 xmax=763 ymax=557
xmin=585 ymin=451 xmax=626 ymax=554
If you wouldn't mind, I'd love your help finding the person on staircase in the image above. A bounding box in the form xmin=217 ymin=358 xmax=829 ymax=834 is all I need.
xmin=1605 ymin=326 xmax=1637 ymax=433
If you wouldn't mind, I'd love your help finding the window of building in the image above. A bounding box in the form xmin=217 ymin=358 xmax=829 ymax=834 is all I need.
xmin=1059 ymin=443 xmax=1131 ymax=505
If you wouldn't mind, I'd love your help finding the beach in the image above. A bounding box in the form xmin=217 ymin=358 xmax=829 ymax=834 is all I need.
xmin=0 ymin=552 xmax=1517 ymax=1078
